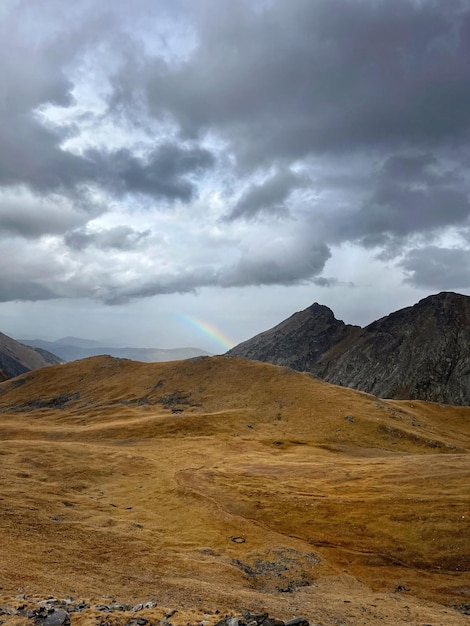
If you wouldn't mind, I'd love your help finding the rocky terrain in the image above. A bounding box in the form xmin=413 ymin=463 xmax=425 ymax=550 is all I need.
xmin=0 ymin=599 xmax=315 ymax=626
xmin=0 ymin=355 xmax=468 ymax=625
xmin=228 ymin=291 xmax=470 ymax=405
xmin=0 ymin=331 xmax=63 ymax=380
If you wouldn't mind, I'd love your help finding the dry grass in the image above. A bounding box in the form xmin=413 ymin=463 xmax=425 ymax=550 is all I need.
xmin=0 ymin=355 xmax=468 ymax=625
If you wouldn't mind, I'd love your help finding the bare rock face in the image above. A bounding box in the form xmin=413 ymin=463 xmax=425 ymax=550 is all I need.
xmin=228 ymin=303 xmax=360 ymax=372
xmin=228 ymin=292 xmax=470 ymax=405
xmin=315 ymin=292 xmax=470 ymax=405
xmin=0 ymin=331 xmax=63 ymax=380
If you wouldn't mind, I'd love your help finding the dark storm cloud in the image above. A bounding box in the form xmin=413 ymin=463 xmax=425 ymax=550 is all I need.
xmin=89 ymin=143 xmax=215 ymax=202
xmin=0 ymin=1 xmax=112 ymax=195
xmin=105 ymin=0 xmax=470 ymax=280
xmin=131 ymin=0 xmax=470 ymax=165
xmin=335 ymin=152 xmax=470 ymax=247
xmin=400 ymin=246 xmax=470 ymax=289
xmin=0 ymin=279 xmax=57 ymax=302
xmin=0 ymin=20 xmax=89 ymax=194
xmin=225 ymin=169 xmax=306 ymax=221
xmin=0 ymin=193 xmax=88 ymax=239
xmin=0 ymin=125 xmax=214 ymax=203
xmin=65 ymin=226 xmax=151 ymax=251
xmin=0 ymin=2 xmax=215 ymax=204
xmin=2 ymin=0 xmax=470 ymax=306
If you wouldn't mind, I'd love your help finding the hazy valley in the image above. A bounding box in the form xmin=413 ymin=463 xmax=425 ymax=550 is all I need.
xmin=19 ymin=337 xmax=211 ymax=365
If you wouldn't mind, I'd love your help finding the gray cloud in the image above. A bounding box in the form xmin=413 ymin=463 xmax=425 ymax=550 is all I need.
xmin=90 ymin=143 xmax=215 ymax=202
xmin=0 ymin=2 xmax=215 ymax=203
xmin=400 ymin=246 xmax=470 ymax=289
xmin=331 ymin=152 xmax=470 ymax=248
xmin=226 ymin=169 xmax=306 ymax=221
xmin=0 ymin=280 xmax=57 ymax=303
xmin=0 ymin=3 xmax=102 ymax=194
xmin=127 ymin=0 xmax=470 ymax=166
xmin=0 ymin=191 xmax=89 ymax=239
xmin=65 ymin=226 xmax=151 ymax=251
xmin=75 ymin=234 xmax=332 ymax=304
xmin=1 ymin=0 xmax=470 ymax=316
xmin=222 ymin=238 xmax=331 ymax=288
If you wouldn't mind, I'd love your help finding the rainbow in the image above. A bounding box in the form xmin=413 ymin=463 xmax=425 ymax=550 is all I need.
xmin=178 ymin=314 xmax=235 ymax=352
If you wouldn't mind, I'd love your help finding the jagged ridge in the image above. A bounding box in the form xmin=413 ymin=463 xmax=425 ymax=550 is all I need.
xmin=228 ymin=292 xmax=470 ymax=405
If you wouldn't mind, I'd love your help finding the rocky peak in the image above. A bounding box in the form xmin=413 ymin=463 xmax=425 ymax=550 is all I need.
xmin=227 ymin=302 xmax=359 ymax=372
xmin=228 ymin=292 xmax=470 ymax=405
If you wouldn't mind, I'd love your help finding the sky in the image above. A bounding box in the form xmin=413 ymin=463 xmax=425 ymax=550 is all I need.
xmin=1 ymin=0 xmax=469 ymax=354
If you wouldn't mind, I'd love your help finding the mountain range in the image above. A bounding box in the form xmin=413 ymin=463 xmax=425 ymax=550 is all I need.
xmin=0 ymin=332 xmax=210 ymax=382
xmin=228 ymin=291 xmax=470 ymax=406
xmin=19 ymin=336 xmax=211 ymax=364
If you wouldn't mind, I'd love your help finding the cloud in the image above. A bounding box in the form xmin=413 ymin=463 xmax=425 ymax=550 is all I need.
xmin=89 ymin=143 xmax=215 ymax=201
xmin=328 ymin=152 xmax=470 ymax=249
xmin=0 ymin=280 xmax=57 ymax=303
xmin=400 ymin=246 xmax=470 ymax=289
xmin=0 ymin=236 xmax=68 ymax=302
xmin=65 ymin=225 xmax=151 ymax=251
xmin=0 ymin=188 xmax=92 ymax=239
xmin=0 ymin=3 xmax=215 ymax=203
xmin=222 ymin=232 xmax=331 ymax=288
xmin=225 ymin=169 xmax=306 ymax=221
xmin=126 ymin=0 xmax=470 ymax=166
xmin=0 ymin=2 xmax=103 ymax=194
xmin=0 ymin=0 xmax=470 ymax=314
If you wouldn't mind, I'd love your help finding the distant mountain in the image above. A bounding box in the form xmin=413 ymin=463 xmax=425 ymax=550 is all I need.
xmin=0 ymin=331 xmax=63 ymax=380
xmin=53 ymin=336 xmax=105 ymax=348
xmin=228 ymin=292 xmax=470 ymax=405
xmin=20 ymin=337 xmax=211 ymax=363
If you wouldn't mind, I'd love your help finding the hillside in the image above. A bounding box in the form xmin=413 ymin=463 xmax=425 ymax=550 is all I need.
xmin=228 ymin=292 xmax=470 ymax=405
xmin=0 ymin=330 xmax=63 ymax=379
xmin=0 ymin=355 xmax=468 ymax=625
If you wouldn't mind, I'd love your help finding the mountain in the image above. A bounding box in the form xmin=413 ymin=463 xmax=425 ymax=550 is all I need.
xmin=227 ymin=302 xmax=360 ymax=371
xmin=0 ymin=330 xmax=63 ymax=379
xmin=228 ymin=291 xmax=470 ymax=405
xmin=20 ymin=337 xmax=211 ymax=363
xmin=0 ymin=355 xmax=468 ymax=623
xmin=53 ymin=336 xmax=105 ymax=348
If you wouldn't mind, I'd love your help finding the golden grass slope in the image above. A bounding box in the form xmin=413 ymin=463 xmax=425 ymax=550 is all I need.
xmin=0 ymin=355 xmax=468 ymax=625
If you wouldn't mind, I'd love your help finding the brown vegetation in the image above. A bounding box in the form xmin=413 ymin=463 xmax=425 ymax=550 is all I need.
xmin=0 ymin=356 xmax=468 ymax=625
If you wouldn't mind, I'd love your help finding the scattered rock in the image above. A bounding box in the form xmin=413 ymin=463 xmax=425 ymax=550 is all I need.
xmin=450 ymin=602 xmax=470 ymax=615
xmin=5 ymin=598 xmax=316 ymax=626
xmin=284 ymin=618 xmax=309 ymax=626
xmin=241 ymin=611 xmax=268 ymax=624
xmin=215 ymin=613 xmax=311 ymax=626
xmin=30 ymin=608 xmax=70 ymax=626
